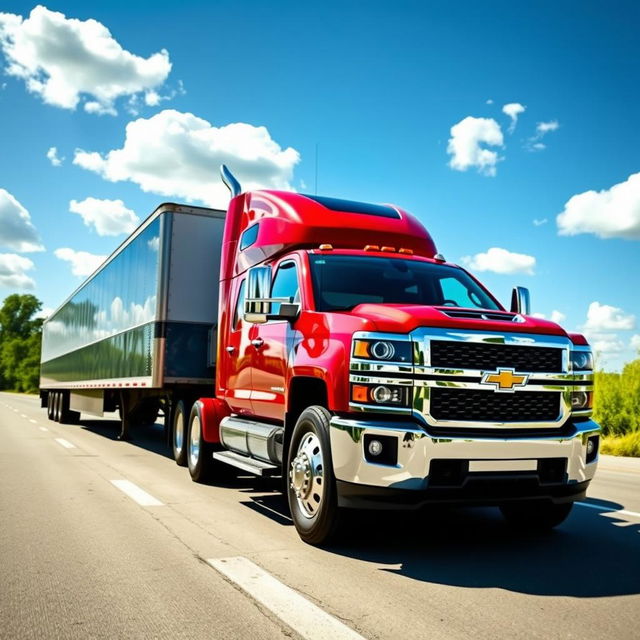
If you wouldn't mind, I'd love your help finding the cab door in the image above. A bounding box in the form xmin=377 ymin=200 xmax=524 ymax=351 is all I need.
xmin=221 ymin=278 xmax=254 ymax=415
xmin=250 ymin=259 xmax=301 ymax=421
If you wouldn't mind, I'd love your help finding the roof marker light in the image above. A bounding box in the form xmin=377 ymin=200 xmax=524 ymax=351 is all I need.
xmin=381 ymin=246 xmax=396 ymax=253
xmin=318 ymin=244 xmax=333 ymax=251
xmin=364 ymin=245 xmax=380 ymax=251
xmin=398 ymin=248 xmax=413 ymax=255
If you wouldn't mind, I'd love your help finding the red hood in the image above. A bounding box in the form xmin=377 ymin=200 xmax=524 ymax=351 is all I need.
xmin=348 ymin=304 xmax=569 ymax=337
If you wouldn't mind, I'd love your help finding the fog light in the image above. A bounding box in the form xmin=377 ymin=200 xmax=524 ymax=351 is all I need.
xmin=368 ymin=439 xmax=383 ymax=456
xmin=586 ymin=435 xmax=599 ymax=463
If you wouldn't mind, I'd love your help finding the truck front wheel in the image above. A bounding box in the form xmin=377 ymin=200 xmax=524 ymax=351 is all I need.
xmin=287 ymin=406 xmax=341 ymax=545
xmin=500 ymin=500 xmax=573 ymax=530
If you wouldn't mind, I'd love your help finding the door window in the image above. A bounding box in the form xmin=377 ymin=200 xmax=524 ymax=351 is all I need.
xmin=271 ymin=261 xmax=300 ymax=303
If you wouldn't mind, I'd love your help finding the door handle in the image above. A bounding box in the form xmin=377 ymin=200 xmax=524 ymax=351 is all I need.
xmin=225 ymin=346 xmax=235 ymax=353
xmin=251 ymin=338 xmax=264 ymax=348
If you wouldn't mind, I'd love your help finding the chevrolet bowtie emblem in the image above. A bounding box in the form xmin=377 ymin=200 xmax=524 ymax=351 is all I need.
xmin=482 ymin=369 xmax=528 ymax=392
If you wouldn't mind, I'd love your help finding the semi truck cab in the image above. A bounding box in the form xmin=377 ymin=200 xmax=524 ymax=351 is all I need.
xmin=205 ymin=170 xmax=599 ymax=543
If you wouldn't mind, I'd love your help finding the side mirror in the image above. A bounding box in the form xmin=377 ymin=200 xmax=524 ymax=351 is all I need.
xmin=244 ymin=266 xmax=300 ymax=324
xmin=510 ymin=286 xmax=531 ymax=315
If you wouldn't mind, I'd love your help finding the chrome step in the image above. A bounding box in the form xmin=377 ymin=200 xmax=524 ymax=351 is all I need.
xmin=213 ymin=450 xmax=280 ymax=477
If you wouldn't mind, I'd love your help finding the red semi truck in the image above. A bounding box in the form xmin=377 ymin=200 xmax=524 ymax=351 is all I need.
xmin=40 ymin=165 xmax=599 ymax=544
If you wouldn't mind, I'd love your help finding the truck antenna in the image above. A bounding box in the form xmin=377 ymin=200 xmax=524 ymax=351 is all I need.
xmin=220 ymin=164 xmax=242 ymax=197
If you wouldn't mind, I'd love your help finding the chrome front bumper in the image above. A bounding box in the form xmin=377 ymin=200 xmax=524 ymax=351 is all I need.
xmin=330 ymin=416 xmax=600 ymax=495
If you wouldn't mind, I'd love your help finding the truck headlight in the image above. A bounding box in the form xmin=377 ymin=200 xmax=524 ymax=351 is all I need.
xmin=571 ymin=391 xmax=592 ymax=411
xmin=571 ymin=350 xmax=594 ymax=371
xmin=351 ymin=384 xmax=409 ymax=406
xmin=353 ymin=339 xmax=412 ymax=362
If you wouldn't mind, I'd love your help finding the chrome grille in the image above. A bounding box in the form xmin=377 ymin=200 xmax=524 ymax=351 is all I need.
xmin=430 ymin=388 xmax=561 ymax=423
xmin=430 ymin=340 xmax=563 ymax=373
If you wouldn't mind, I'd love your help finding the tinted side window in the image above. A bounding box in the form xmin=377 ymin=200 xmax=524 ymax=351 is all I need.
xmin=233 ymin=280 xmax=246 ymax=329
xmin=271 ymin=262 xmax=299 ymax=303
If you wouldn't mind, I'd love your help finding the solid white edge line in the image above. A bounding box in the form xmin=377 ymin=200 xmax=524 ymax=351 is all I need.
xmin=39 ymin=426 xmax=48 ymax=432
xmin=29 ymin=419 xmax=37 ymax=424
xmin=110 ymin=479 xmax=163 ymax=507
xmin=576 ymin=501 xmax=640 ymax=519
xmin=208 ymin=556 xmax=364 ymax=640
xmin=55 ymin=438 xmax=75 ymax=449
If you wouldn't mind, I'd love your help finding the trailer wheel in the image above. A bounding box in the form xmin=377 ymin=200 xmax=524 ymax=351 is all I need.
xmin=187 ymin=402 xmax=214 ymax=483
xmin=47 ymin=392 xmax=55 ymax=421
xmin=53 ymin=391 xmax=62 ymax=422
xmin=500 ymin=500 xmax=573 ymax=530
xmin=286 ymin=406 xmax=341 ymax=545
xmin=172 ymin=399 xmax=189 ymax=467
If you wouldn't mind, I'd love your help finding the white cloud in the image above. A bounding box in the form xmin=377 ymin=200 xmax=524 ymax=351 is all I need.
xmin=0 ymin=6 xmax=171 ymax=115
xmin=526 ymin=120 xmax=559 ymax=151
xmin=69 ymin=197 xmax=139 ymax=236
xmin=630 ymin=334 xmax=640 ymax=352
xmin=486 ymin=99 xmax=494 ymax=105
xmin=588 ymin=333 xmax=625 ymax=356
xmin=0 ymin=188 xmax=44 ymax=252
xmin=54 ymin=247 xmax=106 ymax=276
xmin=461 ymin=247 xmax=536 ymax=275
xmin=73 ymin=109 xmax=300 ymax=208
xmin=584 ymin=301 xmax=636 ymax=331
xmin=46 ymin=146 xmax=63 ymax=166
xmin=536 ymin=121 xmax=559 ymax=134
xmin=533 ymin=218 xmax=548 ymax=226
xmin=502 ymin=102 xmax=526 ymax=133
xmin=447 ymin=117 xmax=503 ymax=177
xmin=535 ymin=310 xmax=567 ymax=324
xmin=556 ymin=172 xmax=640 ymax=239
xmin=36 ymin=305 xmax=54 ymax=319
xmin=0 ymin=253 xmax=35 ymax=289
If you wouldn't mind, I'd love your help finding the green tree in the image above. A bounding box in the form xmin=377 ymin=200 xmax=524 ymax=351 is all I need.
xmin=0 ymin=294 xmax=43 ymax=393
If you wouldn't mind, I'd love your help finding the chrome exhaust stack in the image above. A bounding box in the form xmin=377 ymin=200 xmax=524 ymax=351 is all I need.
xmin=220 ymin=164 xmax=242 ymax=198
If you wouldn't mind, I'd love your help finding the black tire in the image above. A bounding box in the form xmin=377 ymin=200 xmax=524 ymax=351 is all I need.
xmin=500 ymin=500 xmax=573 ymax=531
xmin=53 ymin=391 xmax=62 ymax=422
xmin=47 ymin=392 xmax=55 ymax=421
xmin=187 ymin=402 xmax=215 ymax=483
xmin=286 ymin=406 xmax=341 ymax=545
xmin=172 ymin=399 xmax=189 ymax=467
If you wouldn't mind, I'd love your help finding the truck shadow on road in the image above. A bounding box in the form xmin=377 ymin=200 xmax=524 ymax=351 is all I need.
xmin=328 ymin=503 xmax=640 ymax=598
xmin=69 ymin=417 xmax=639 ymax=598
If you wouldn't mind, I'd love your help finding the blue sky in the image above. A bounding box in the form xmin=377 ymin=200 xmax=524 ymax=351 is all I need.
xmin=0 ymin=1 xmax=638 ymax=370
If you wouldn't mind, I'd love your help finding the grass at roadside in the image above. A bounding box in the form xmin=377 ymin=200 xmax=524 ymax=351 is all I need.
xmin=601 ymin=432 xmax=640 ymax=458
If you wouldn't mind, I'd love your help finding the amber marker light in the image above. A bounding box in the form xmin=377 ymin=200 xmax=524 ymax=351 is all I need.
xmin=353 ymin=340 xmax=370 ymax=358
xmin=364 ymin=245 xmax=380 ymax=251
xmin=318 ymin=244 xmax=333 ymax=250
xmin=351 ymin=385 xmax=369 ymax=403
xmin=398 ymin=248 xmax=413 ymax=255
xmin=381 ymin=246 xmax=396 ymax=252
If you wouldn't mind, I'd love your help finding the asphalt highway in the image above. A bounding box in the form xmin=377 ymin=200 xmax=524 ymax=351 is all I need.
xmin=1 ymin=391 xmax=638 ymax=640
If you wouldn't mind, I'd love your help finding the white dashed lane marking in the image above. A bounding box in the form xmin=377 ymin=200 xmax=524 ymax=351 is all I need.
xmin=576 ymin=501 xmax=640 ymax=520
xmin=208 ymin=556 xmax=364 ymax=640
xmin=55 ymin=438 xmax=75 ymax=449
xmin=110 ymin=480 xmax=163 ymax=507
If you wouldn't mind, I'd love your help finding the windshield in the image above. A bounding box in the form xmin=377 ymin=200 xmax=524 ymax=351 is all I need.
xmin=308 ymin=254 xmax=501 ymax=312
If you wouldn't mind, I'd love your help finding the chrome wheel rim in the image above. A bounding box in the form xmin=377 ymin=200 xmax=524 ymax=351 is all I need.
xmin=174 ymin=411 xmax=184 ymax=453
xmin=189 ymin=415 xmax=200 ymax=469
xmin=290 ymin=432 xmax=324 ymax=519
